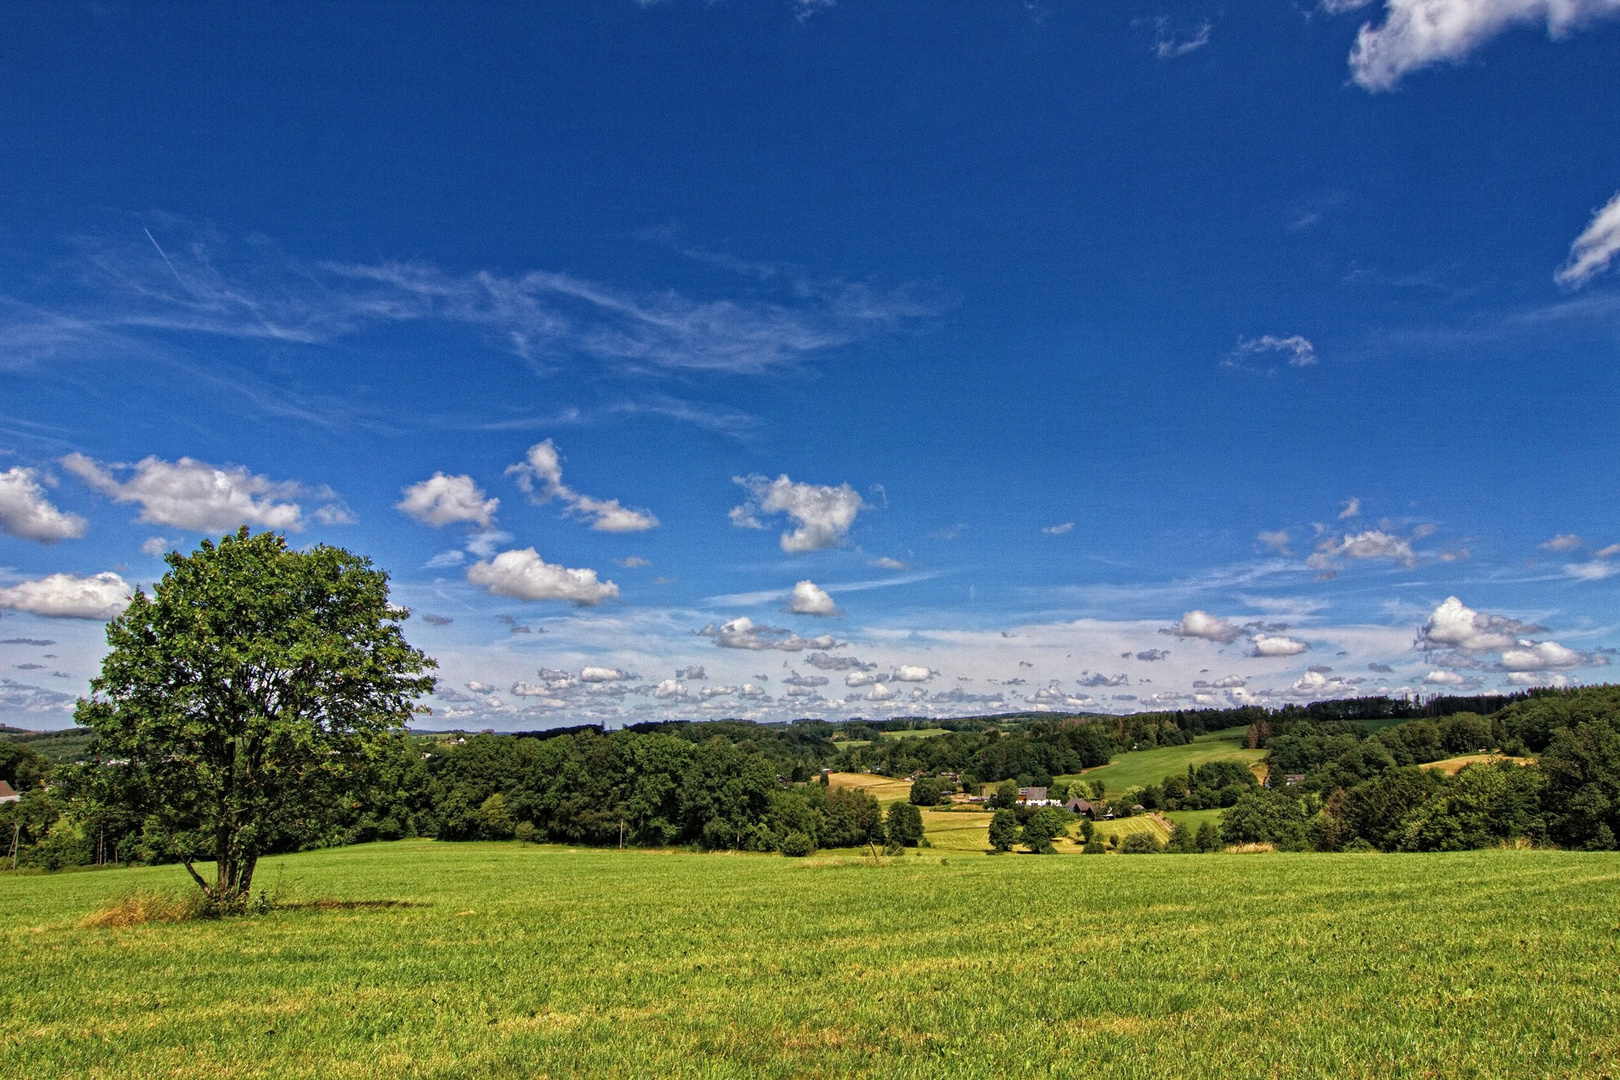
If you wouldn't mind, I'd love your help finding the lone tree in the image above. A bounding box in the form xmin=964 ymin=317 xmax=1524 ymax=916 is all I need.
xmin=76 ymin=529 xmax=436 ymax=907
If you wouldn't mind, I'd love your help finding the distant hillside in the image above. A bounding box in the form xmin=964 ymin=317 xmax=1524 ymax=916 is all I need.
xmin=0 ymin=726 xmax=96 ymax=764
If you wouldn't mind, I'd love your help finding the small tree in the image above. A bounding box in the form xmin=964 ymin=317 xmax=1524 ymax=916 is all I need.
xmin=885 ymin=801 xmax=924 ymax=848
xmin=988 ymin=808 xmax=1020 ymax=852
xmin=1021 ymin=807 xmax=1070 ymax=854
xmin=909 ymin=777 xmax=944 ymax=806
xmin=988 ymin=779 xmax=1019 ymax=810
xmin=76 ymin=529 xmax=436 ymax=908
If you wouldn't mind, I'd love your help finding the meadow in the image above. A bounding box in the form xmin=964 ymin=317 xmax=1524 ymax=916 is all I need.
xmin=1059 ymin=729 xmax=1267 ymax=793
xmin=4 ymin=842 xmax=1618 ymax=1079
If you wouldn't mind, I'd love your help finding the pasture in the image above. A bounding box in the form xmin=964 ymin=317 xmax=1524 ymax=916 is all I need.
xmin=4 ymin=843 xmax=1618 ymax=1079
xmin=1060 ymin=729 xmax=1266 ymax=793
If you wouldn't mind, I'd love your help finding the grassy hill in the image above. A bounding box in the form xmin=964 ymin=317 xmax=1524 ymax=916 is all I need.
xmin=3 ymin=842 xmax=1616 ymax=1078
xmin=0 ymin=725 xmax=95 ymax=763
xmin=1057 ymin=729 xmax=1266 ymax=794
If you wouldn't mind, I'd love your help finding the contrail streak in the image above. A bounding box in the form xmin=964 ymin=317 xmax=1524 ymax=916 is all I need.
xmin=144 ymin=228 xmax=189 ymax=291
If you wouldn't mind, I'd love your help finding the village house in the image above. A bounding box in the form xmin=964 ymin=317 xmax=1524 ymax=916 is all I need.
xmin=0 ymin=780 xmax=20 ymax=804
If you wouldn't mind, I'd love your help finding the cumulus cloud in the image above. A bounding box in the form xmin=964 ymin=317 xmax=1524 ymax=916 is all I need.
xmin=1424 ymin=669 xmax=1468 ymax=685
xmin=1499 ymin=641 xmax=1587 ymax=671
xmin=1419 ymin=596 xmax=1541 ymax=652
xmin=845 ymin=670 xmax=883 ymax=687
xmin=1308 ymin=530 xmax=1417 ymax=572
xmin=787 ymin=580 xmax=839 ymax=616
xmin=465 ymin=548 xmax=619 ymax=605
xmin=1558 ymin=191 xmax=1620 ymax=288
xmin=782 ymin=670 xmax=830 ymax=688
xmin=1288 ymin=670 xmax=1358 ymax=698
xmin=697 ymin=616 xmax=840 ymax=652
xmin=1564 ymin=560 xmax=1617 ymax=581
xmin=892 ymin=665 xmax=936 ymax=683
xmin=652 ymin=679 xmax=687 ymax=700
xmin=1134 ymin=649 xmax=1171 ymax=662
xmin=0 ymin=468 xmax=87 ymax=543
xmin=1041 ymin=522 xmax=1074 ymax=535
xmin=581 ymin=666 xmax=634 ymax=682
xmin=507 ymin=440 xmax=658 ymax=533
xmin=1212 ymin=674 xmax=1247 ymax=688
xmin=805 ymin=652 xmax=875 ymax=672
xmin=1349 ymin=0 xmax=1620 ymax=92
xmin=1077 ymin=672 xmax=1130 ymax=687
xmin=397 ymin=473 xmax=498 ymax=529
xmin=1162 ymin=610 xmax=1244 ymax=644
xmin=676 ymin=665 xmax=707 ymax=680
xmin=1257 ymin=529 xmax=1291 ymax=553
xmin=730 ymin=474 xmax=864 ymax=553
xmin=1237 ymin=334 xmax=1317 ymax=367
xmin=1540 ymin=533 xmax=1583 ymax=552
xmin=700 ymin=684 xmax=736 ymax=699
xmin=61 ymin=453 xmax=329 ymax=533
xmin=0 ymin=571 xmax=131 ymax=619
xmin=1252 ymin=634 xmax=1310 ymax=657
xmin=864 ymin=683 xmax=896 ymax=701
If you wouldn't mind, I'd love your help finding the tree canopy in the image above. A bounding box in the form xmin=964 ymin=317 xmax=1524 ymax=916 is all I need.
xmin=75 ymin=529 xmax=436 ymax=906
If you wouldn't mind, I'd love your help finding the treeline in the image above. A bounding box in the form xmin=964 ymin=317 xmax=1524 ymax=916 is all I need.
xmin=1174 ymin=686 xmax=1620 ymax=853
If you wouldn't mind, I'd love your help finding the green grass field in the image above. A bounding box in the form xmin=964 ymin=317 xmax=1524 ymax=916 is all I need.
xmin=1058 ymin=729 xmax=1266 ymax=794
xmin=4 ymin=843 xmax=1618 ymax=1078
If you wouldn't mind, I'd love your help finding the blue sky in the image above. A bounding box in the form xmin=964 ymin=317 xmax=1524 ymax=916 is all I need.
xmin=3 ymin=0 xmax=1620 ymax=728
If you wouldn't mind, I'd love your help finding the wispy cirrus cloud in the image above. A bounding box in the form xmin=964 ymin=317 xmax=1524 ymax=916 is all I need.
xmin=12 ymin=221 xmax=935 ymax=379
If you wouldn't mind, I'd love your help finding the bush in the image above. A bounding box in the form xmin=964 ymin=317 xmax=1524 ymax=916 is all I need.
xmin=513 ymin=821 xmax=538 ymax=844
xmin=1120 ymin=832 xmax=1163 ymax=855
xmin=908 ymin=778 xmax=944 ymax=806
xmin=1082 ymin=836 xmax=1106 ymax=854
xmin=778 ymin=830 xmax=814 ymax=857
xmin=988 ymin=809 xmax=1020 ymax=852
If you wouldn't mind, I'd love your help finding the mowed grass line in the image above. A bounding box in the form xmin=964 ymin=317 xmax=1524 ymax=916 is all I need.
xmin=3 ymin=843 xmax=1618 ymax=1079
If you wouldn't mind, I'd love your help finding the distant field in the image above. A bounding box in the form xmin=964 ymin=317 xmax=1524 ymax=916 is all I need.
xmin=3 ymin=843 xmax=1617 ymax=1078
xmin=0 ymin=725 xmax=95 ymax=763
xmin=1422 ymin=753 xmax=1536 ymax=776
xmin=825 ymin=771 xmax=913 ymax=804
xmin=1058 ymin=729 xmax=1265 ymax=794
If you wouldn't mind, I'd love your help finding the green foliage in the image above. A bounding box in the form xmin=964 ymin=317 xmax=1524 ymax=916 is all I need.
xmin=73 ymin=529 xmax=436 ymax=904
xmin=1392 ymin=762 xmax=1545 ymax=852
xmin=988 ymin=809 xmax=1020 ymax=852
xmin=1539 ymin=720 xmax=1620 ymax=849
xmin=988 ymin=779 xmax=1019 ymax=810
xmin=1220 ymin=790 xmax=1310 ymax=850
xmin=1081 ymin=835 xmax=1106 ymax=854
xmin=885 ymin=802 xmax=924 ymax=848
xmin=1020 ymin=807 xmax=1070 ymax=854
xmin=1119 ymin=832 xmax=1163 ymax=855
xmin=777 ymin=830 xmax=814 ymax=857
xmin=908 ymin=777 xmax=945 ymax=806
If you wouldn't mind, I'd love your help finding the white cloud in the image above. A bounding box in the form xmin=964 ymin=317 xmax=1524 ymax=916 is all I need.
xmin=652 ymin=679 xmax=687 ymax=700
xmin=1252 ymin=634 xmax=1310 ymax=657
xmin=62 ymin=453 xmax=313 ymax=533
xmin=1558 ymin=191 xmax=1620 ymax=288
xmin=1257 ymin=530 xmax=1291 ymax=554
xmin=730 ymin=474 xmax=865 ymax=553
xmin=865 ymin=683 xmax=896 ymax=701
xmin=1540 ymin=533 xmax=1583 ymax=552
xmin=139 ymin=537 xmax=175 ymax=558
xmin=782 ymin=670 xmax=830 ymax=688
xmin=1349 ymin=0 xmax=1620 ymax=92
xmin=697 ymin=616 xmax=840 ymax=652
xmin=1499 ymin=640 xmax=1585 ymax=671
xmin=1309 ymin=530 xmax=1417 ymax=571
xmin=1424 ymin=669 xmax=1467 ymax=685
xmin=1154 ymin=18 xmax=1211 ymax=57
xmin=1565 ymin=560 xmax=1618 ymax=581
xmin=867 ymin=556 xmax=910 ymax=570
xmin=788 ymin=580 xmax=839 ymax=616
xmin=507 ymin=440 xmax=658 ymax=533
xmin=1338 ymin=497 xmax=1361 ymax=520
xmin=1041 ymin=522 xmax=1074 ymax=535
xmin=580 ymin=666 xmax=633 ymax=682
xmin=1419 ymin=596 xmax=1538 ymax=652
xmin=1507 ymin=671 xmax=1571 ymax=686
xmin=1237 ymin=334 xmax=1317 ymax=367
xmin=893 ymin=665 xmax=936 ymax=683
xmin=1163 ymin=610 xmax=1243 ymax=643
xmin=616 ymin=556 xmax=652 ymax=568
xmin=1212 ymin=674 xmax=1247 ymax=688
xmin=0 ymin=468 xmax=87 ymax=543
xmin=845 ymin=670 xmax=882 ymax=687
xmin=700 ymin=684 xmax=736 ymax=699
xmin=0 ymin=571 xmax=131 ymax=619
xmin=465 ymin=548 xmax=619 ymax=606
xmin=397 ymin=473 xmax=498 ymax=529
xmin=1288 ymin=670 xmax=1357 ymax=698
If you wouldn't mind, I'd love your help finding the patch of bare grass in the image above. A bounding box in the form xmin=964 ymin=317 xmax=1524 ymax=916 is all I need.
xmin=83 ymin=889 xmax=218 ymax=928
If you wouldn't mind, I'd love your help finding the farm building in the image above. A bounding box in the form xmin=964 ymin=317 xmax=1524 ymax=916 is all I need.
xmin=0 ymin=780 xmax=19 ymax=804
